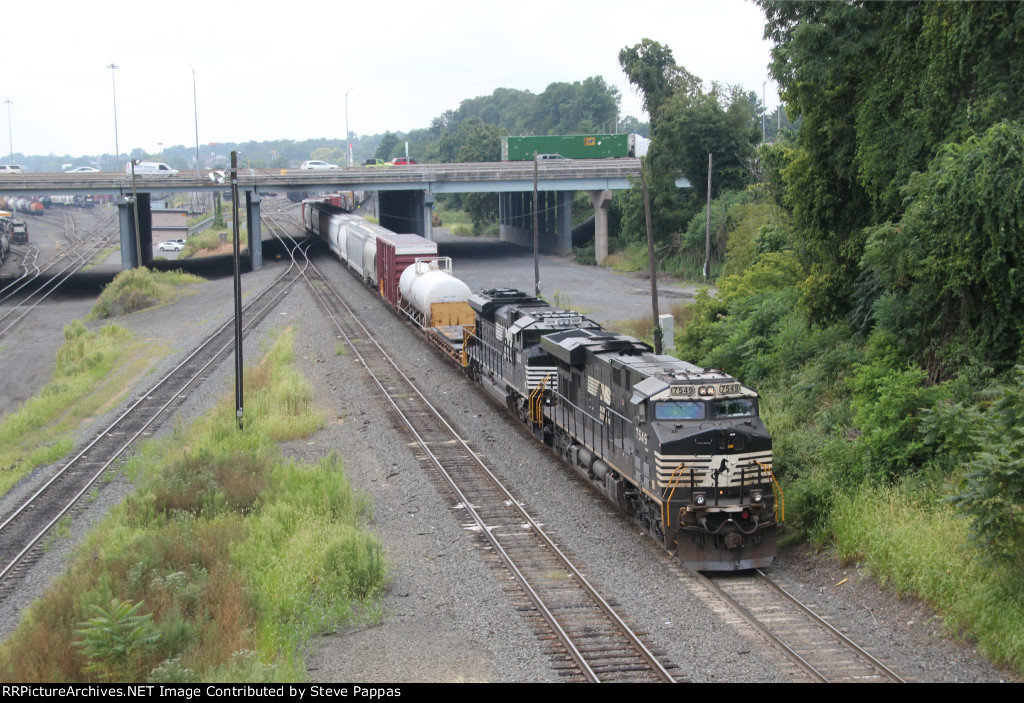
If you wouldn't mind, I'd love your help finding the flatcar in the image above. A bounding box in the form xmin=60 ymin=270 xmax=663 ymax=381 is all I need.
xmin=307 ymin=213 xmax=781 ymax=570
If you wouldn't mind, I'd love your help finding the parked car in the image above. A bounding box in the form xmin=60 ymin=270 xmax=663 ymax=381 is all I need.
xmin=66 ymin=166 xmax=100 ymax=173
xmin=158 ymin=241 xmax=184 ymax=251
xmin=300 ymin=160 xmax=340 ymax=170
xmin=0 ymin=165 xmax=23 ymax=174
xmin=389 ymin=157 xmax=417 ymax=165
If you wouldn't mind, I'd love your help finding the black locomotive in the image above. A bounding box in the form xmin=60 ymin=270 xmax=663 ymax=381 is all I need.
xmin=466 ymin=289 xmax=780 ymax=570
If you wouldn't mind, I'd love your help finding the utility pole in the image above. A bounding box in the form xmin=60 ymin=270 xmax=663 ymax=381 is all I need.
xmin=230 ymin=151 xmax=244 ymax=430
xmin=703 ymin=153 xmax=713 ymax=281
xmin=762 ymin=80 xmax=767 ymax=142
xmin=533 ymin=151 xmax=540 ymax=297
xmin=642 ymin=157 xmax=662 ymax=354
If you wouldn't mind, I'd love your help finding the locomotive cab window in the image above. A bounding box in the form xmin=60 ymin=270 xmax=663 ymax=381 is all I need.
xmin=710 ymin=398 xmax=757 ymax=419
xmin=654 ymin=401 xmax=706 ymax=421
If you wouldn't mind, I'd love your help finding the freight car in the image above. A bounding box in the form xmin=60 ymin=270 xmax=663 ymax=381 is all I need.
xmin=501 ymin=133 xmax=649 ymax=161
xmin=305 ymin=212 xmax=781 ymax=570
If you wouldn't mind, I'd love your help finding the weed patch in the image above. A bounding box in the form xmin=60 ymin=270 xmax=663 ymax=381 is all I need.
xmin=0 ymin=329 xmax=384 ymax=683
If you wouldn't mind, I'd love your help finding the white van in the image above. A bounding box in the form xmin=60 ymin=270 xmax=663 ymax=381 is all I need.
xmin=126 ymin=161 xmax=179 ymax=175
xmin=0 ymin=164 xmax=24 ymax=174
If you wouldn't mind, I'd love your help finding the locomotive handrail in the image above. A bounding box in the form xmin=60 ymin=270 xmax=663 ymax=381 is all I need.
xmin=662 ymin=463 xmax=690 ymax=529
xmin=460 ymin=325 xmax=476 ymax=368
xmin=528 ymin=375 xmax=549 ymax=428
xmin=755 ymin=459 xmax=785 ymax=523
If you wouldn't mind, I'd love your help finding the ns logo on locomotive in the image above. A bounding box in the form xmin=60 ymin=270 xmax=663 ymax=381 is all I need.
xmin=303 ymin=199 xmax=782 ymax=571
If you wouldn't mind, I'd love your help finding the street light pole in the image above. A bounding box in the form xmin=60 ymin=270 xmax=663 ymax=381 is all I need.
xmin=190 ymin=64 xmax=201 ymax=180
xmin=107 ymin=63 xmax=121 ymax=172
xmin=4 ymin=100 xmax=12 ymax=164
xmin=345 ymin=88 xmax=353 ymax=166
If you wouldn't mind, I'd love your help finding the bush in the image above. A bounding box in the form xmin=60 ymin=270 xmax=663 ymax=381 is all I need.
xmin=951 ymin=371 xmax=1024 ymax=572
xmin=848 ymin=358 xmax=948 ymax=479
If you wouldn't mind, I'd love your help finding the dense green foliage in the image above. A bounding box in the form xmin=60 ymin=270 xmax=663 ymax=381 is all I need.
xmin=660 ymin=2 xmax=1024 ymax=671
xmin=858 ymin=122 xmax=1024 ymax=380
xmin=759 ymin=0 xmax=1024 ymax=322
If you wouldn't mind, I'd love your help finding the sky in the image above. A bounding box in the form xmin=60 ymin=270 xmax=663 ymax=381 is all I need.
xmin=3 ymin=0 xmax=779 ymax=160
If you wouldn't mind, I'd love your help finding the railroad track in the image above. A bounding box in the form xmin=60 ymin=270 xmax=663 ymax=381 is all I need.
xmin=0 ymin=210 xmax=118 ymax=339
xmin=261 ymin=215 xmax=677 ymax=683
xmin=692 ymin=568 xmax=906 ymax=682
xmin=0 ymin=242 xmax=307 ymax=598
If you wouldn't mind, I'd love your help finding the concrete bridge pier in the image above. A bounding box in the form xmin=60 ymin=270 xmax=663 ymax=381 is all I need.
xmin=590 ymin=189 xmax=612 ymax=264
xmin=245 ymin=191 xmax=263 ymax=270
xmin=117 ymin=193 xmax=152 ymax=270
xmin=379 ymin=190 xmax=434 ymax=240
xmin=498 ymin=190 xmax=572 ymax=254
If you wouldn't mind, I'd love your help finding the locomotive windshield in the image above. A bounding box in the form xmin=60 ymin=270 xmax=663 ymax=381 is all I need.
xmin=654 ymin=401 xmax=705 ymax=420
xmin=710 ymin=398 xmax=757 ymax=419
xmin=653 ymin=398 xmax=758 ymax=421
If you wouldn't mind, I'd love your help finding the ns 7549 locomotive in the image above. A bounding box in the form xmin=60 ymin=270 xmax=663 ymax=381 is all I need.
xmin=303 ymin=200 xmax=781 ymax=570
xmin=464 ymin=289 xmax=781 ymax=571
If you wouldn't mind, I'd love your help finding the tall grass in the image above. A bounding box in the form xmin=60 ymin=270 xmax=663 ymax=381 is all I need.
xmin=831 ymin=483 xmax=1024 ymax=671
xmin=0 ymin=329 xmax=385 ymax=683
xmin=0 ymin=321 xmax=151 ymax=496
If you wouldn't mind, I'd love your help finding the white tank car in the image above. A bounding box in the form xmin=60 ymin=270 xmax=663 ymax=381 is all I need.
xmin=398 ymin=257 xmax=472 ymax=321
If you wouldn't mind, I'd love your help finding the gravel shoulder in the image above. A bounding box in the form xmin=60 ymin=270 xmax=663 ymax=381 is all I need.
xmin=0 ymin=208 xmax=1014 ymax=682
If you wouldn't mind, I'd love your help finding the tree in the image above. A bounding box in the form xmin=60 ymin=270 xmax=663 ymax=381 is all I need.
xmin=859 ymin=121 xmax=1024 ymax=380
xmin=618 ymin=39 xmax=700 ymax=127
xmin=615 ymin=48 xmax=760 ymax=248
xmin=375 ymin=132 xmax=400 ymax=161
xmin=758 ymin=0 xmax=1024 ymax=324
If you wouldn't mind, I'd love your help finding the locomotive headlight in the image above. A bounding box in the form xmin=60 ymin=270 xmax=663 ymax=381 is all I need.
xmin=751 ymin=491 xmax=763 ymax=504
xmin=693 ymin=493 xmax=706 ymax=507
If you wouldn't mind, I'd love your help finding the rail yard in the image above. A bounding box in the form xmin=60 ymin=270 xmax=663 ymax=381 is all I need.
xmin=0 ymin=197 xmax=1009 ymax=682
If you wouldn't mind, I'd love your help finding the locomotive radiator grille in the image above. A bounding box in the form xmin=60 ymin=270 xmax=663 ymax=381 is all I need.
xmin=653 ymin=450 xmax=773 ymax=489
xmin=526 ymin=366 xmax=557 ymax=391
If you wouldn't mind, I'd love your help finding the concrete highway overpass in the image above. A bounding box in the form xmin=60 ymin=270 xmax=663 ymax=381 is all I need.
xmin=0 ymin=159 xmax=673 ymax=269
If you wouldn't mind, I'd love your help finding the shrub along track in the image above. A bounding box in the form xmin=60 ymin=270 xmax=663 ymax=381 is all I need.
xmin=0 ymin=237 xmax=310 ymax=600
